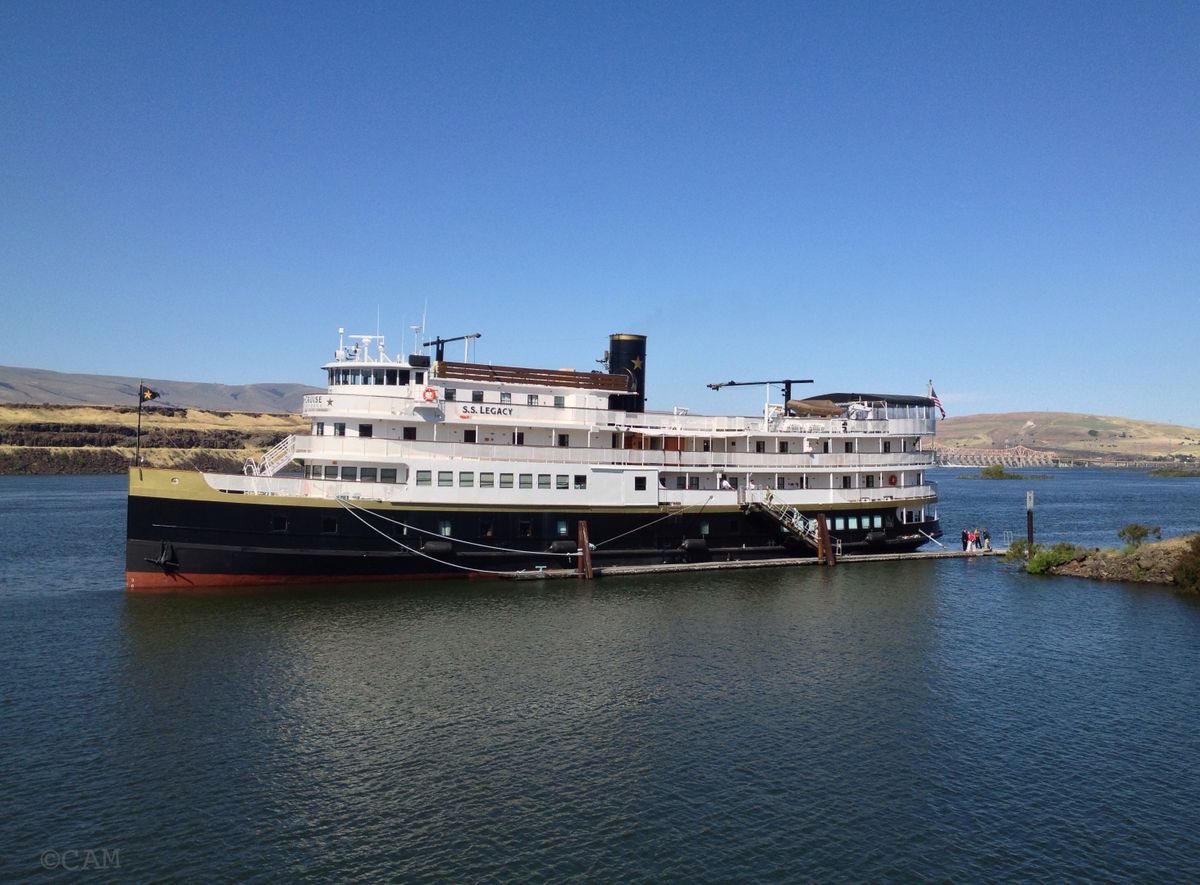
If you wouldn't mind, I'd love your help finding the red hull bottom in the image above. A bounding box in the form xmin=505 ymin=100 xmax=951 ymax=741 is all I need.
xmin=124 ymin=570 xmax=486 ymax=593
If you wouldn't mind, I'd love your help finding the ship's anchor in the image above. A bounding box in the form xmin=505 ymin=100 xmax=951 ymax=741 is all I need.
xmin=145 ymin=541 xmax=180 ymax=573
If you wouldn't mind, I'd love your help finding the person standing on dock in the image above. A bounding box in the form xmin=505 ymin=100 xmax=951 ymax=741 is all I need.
xmin=961 ymin=528 xmax=969 ymax=551
xmin=983 ymin=528 xmax=991 ymax=551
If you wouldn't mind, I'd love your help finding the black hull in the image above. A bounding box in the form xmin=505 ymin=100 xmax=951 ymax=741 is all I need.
xmin=126 ymin=489 xmax=942 ymax=591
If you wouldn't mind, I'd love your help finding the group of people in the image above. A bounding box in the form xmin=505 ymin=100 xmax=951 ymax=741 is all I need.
xmin=961 ymin=527 xmax=990 ymax=552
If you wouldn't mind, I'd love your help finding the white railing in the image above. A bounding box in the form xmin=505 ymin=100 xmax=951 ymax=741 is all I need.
xmin=243 ymin=434 xmax=297 ymax=477
xmin=302 ymin=393 xmax=938 ymax=437
xmin=292 ymin=435 xmax=936 ymax=472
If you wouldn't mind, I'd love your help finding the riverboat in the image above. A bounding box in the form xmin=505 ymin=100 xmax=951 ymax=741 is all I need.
xmin=125 ymin=331 xmax=942 ymax=590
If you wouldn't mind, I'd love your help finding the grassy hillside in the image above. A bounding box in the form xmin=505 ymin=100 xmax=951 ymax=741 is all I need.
xmin=0 ymin=365 xmax=319 ymax=413
xmin=937 ymin=411 xmax=1200 ymax=461
xmin=0 ymin=404 xmax=307 ymax=474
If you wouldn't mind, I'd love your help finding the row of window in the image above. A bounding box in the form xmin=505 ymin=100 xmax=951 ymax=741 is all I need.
xmin=416 ymin=471 xmax=587 ymax=490
xmin=327 ymin=368 xmax=425 ymax=386
xmin=306 ymin=465 xmax=401 ymax=482
xmin=444 ymin=389 xmax=566 ymax=408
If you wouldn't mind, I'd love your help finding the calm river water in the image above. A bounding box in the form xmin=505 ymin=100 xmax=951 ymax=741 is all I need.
xmin=2 ymin=469 xmax=1199 ymax=881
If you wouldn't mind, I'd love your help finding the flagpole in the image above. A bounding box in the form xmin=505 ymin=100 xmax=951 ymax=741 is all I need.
xmin=136 ymin=380 xmax=143 ymax=465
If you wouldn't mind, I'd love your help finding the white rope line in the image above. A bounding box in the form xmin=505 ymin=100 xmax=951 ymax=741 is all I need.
xmin=591 ymin=496 xmax=713 ymax=549
xmin=335 ymin=498 xmax=538 ymax=576
xmin=337 ymin=493 xmax=714 ymax=560
xmin=336 ymin=496 xmax=577 ymax=556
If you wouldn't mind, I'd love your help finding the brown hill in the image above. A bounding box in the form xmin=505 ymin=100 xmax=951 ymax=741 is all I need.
xmin=937 ymin=411 xmax=1200 ymax=461
xmin=0 ymin=365 xmax=319 ymax=413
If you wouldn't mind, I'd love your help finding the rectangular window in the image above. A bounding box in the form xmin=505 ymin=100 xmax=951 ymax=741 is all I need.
xmin=557 ymin=519 xmax=569 ymax=537
xmin=514 ymin=432 xmax=525 ymax=445
xmin=865 ymin=475 xmax=876 ymax=488
xmin=675 ymin=476 xmax=687 ymax=490
xmin=556 ymin=475 xmax=568 ymax=490
xmin=574 ymin=475 xmax=587 ymax=490
xmin=844 ymin=441 xmax=854 ymax=453
xmin=634 ymin=476 xmax=647 ymax=491
xmin=416 ymin=470 xmax=431 ymax=486
xmin=557 ymin=433 xmax=569 ymax=448
xmin=822 ymin=440 xmax=830 ymax=453
xmin=414 ymin=372 xmax=424 ymax=384
xmin=444 ymin=388 xmax=456 ymax=401
xmin=755 ymin=440 xmax=766 ymax=454
xmin=480 ymin=519 xmax=494 ymax=537
xmin=688 ymin=476 xmax=700 ymax=490
xmin=360 ymin=467 xmax=377 ymax=482
xmin=873 ymin=515 xmax=883 ymax=528
xmin=779 ymin=440 xmax=789 ymax=453
xmin=848 ymin=517 xmax=859 ymax=530
xmin=334 ymin=423 xmax=346 ymax=436
xmin=402 ymin=426 xmax=417 ymax=440
xmin=527 ymin=394 xmax=539 ymax=406
xmin=439 ymin=519 xmax=452 ymax=537
xmin=554 ymin=395 xmax=565 ymax=408
xmin=315 ymin=422 xmax=325 ymax=435
xmin=519 ymin=474 xmax=533 ymax=489
xmin=459 ymin=472 xmax=474 ymax=487
xmin=702 ymin=439 xmax=711 ymax=452
xmin=883 ymin=440 xmax=892 ymax=454
xmin=438 ymin=471 xmax=453 ymax=487
xmin=341 ymin=466 xmax=356 ymax=481
xmin=472 ymin=390 xmax=484 ymax=403
xmin=538 ymin=474 xmax=551 ymax=489
xmin=700 ymin=520 xmax=710 ymax=535
xmin=464 ymin=429 xmax=477 ymax=444
xmin=380 ymin=468 xmax=397 ymax=483
xmin=842 ymin=476 xmax=852 ymax=489
xmin=834 ymin=517 xmax=845 ymax=531
xmin=500 ymin=392 xmax=511 ymax=404
xmin=519 ymin=519 xmax=532 ymax=537
xmin=359 ymin=424 xmax=372 ymax=438
xmin=324 ymin=466 xmax=338 ymax=479
xmin=480 ymin=472 xmax=495 ymax=488
xmin=500 ymin=473 xmax=514 ymax=488
xmin=385 ymin=369 xmax=398 ymax=385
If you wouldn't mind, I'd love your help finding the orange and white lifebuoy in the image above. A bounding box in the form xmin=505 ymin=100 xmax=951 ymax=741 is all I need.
xmin=887 ymin=474 xmax=898 ymax=487
xmin=422 ymin=387 xmax=438 ymax=403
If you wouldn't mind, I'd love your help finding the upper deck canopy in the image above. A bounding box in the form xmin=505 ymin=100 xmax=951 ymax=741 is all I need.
xmin=435 ymin=360 xmax=630 ymax=392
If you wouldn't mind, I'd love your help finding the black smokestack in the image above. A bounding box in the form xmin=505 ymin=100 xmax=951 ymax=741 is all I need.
xmin=608 ymin=333 xmax=647 ymax=413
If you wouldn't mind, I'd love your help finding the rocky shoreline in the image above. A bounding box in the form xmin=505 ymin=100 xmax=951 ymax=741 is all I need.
xmin=1045 ymin=536 xmax=1199 ymax=588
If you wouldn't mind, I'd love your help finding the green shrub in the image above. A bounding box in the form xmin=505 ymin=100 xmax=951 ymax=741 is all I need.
xmin=1172 ymin=535 xmax=1200 ymax=594
xmin=1027 ymin=543 xmax=1085 ymax=575
xmin=1003 ymin=539 xmax=1031 ymax=562
xmin=1118 ymin=523 xmax=1161 ymax=548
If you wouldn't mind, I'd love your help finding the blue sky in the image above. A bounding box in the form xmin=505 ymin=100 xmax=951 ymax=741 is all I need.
xmin=2 ymin=1 xmax=1197 ymax=423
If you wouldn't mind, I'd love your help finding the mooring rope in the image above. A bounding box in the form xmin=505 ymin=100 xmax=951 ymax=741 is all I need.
xmin=334 ymin=492 xmax=715 ymax=570
xmin=334 ymin=497 xmax=539 ymax=575
xmin=336 ymin=496 xmax=576 ymax=556
xmin=590 ymin=496 xmax=713 ymax=549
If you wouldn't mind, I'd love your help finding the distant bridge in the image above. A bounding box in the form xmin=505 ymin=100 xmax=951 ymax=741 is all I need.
xmin=934 ymin=444 xmax=1059 ymax=468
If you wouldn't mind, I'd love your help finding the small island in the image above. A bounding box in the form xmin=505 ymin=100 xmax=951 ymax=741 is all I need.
xmin=958 ymin=464 xmax=1050 ymax=480
xmin=1006 ymin=524 xmax=1200 ymax=593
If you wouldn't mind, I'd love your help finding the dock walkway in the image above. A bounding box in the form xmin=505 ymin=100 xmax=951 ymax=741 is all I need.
xmin=514 ymin=548 xmax=1006 ymax=580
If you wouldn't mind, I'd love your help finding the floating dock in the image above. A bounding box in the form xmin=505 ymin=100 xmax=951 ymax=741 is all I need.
xmin=515 ymin=548 xmax=1006 ymax=580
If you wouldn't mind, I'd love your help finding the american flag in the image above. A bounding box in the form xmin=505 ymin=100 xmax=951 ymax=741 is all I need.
xmin=929 ymin=385 xmax=946 ymax=419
